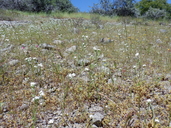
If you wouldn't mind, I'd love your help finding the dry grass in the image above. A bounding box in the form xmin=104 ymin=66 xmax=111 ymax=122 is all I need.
xmin=0 ymin=12 xmax=171 ymax=127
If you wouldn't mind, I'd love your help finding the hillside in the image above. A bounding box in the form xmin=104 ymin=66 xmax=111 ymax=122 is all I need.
xmin=0 ymin=11 xmax=171 ymax=127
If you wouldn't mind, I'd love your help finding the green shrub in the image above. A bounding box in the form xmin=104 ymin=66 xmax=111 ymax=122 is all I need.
xmin=144 ymin=7 xmax=167 ymax=20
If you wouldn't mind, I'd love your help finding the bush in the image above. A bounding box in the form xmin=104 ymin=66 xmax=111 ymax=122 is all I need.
xmin=0 ymin=0 xmax=78 ymax=13
xmin=0 ymin=9 xmax=21 ymax=21
xmin=90 ymin=0 xmax=139 ymax=17
xmin=144 ymin=7 xmax=167 ymax=20
xmin=136 ymin=0 xmax=171 ymax=17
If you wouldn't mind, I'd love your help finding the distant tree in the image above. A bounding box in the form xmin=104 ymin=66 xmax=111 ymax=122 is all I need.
xmin=0 ymin=0 xmax=78 ymax=13
xmin=30 ymin=0 xmax=53 ymax=12
xmin=90 ymin=0 xmax=139 ymax=17
xmin=136 ymin=0 xmax=171 ymax=15
xmin=113 ymin=0 xmax=138 ymax=16
xmin=55 ymin=0 xmax=79 ymax=13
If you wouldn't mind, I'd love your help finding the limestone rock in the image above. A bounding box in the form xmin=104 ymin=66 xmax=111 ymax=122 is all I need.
xmin=100 ymin=38 xmax=112 ymax=43
xmin=8 ymin=59 xmax=19 ymax=66
xmin=53 ymin=40 xmax=63 ymax=45
xmin=40 ymin=43 xmax=56 ymax=50
xmin=89 ymin=112 xmax=104 ymax=127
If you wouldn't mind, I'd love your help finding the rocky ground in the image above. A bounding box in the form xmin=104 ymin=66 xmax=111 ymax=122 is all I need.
xmin=0 ymin=17 xmax=171 ymax=128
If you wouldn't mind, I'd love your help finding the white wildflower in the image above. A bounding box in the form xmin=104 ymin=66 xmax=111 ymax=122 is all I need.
xmin=155 ymin=118 xmax=160 ymax=123
xmin=146 ymin=99 xmax=152 ymax=103
xmin=143 ymin=64 xmax=146 ymax=67
xmin=93 ymin=46 xmax=100 ymax=51
xmin=82 ymin=35 xmax=88 ymax=38
xmin=22 ymin=78 xmax=29 ymax=84
xmin=32 ymin=57 xmax=37 ymax=60
xmin=85 ymin=67 xmax=89 ymax=71
xmin=133 ymin=65 xmax=137 ymax=69
xmin=37 ymin=63 xmax=43 ymax=67
xmin=82 ymin=35 xmax=89 ymax=40
xmin=135 ymin=53 xmax=139 ymax=57
xmin=25 ymin=57 xmax=32 ymax=62
xmin=89 ymin=115 xmax=93 ymax=118
xmin=67 ymin=73 xmax=76 ymax=78
xmin=48 ymin=119 xmax=54 ymax=124
xmin=31 ymin=96 xmax=41 ymax=102
xmin=34 ymin=65 xmax=38 ymax=68
xmin=30 ymin=82 xmax=37 ymax=87
xmin=39 ymin=90 xmax=45 ymax=97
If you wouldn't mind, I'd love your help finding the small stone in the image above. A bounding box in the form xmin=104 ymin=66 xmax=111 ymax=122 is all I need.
xmin=0 ymin=114 xmax=3 ymax=119
xmin=92 ymin=124 xmax=98 ymax=128
xmin=40 ymin=43 xmax=56 ymax=50
xmin=64 ymin=46 xmax=77 ymax=56
xmin=80 ymin=75 xmax=90 ymax=82
xmin=156 ymin=39 xmax=162 ymax=44
xmin=159 ymin=22 xmax=166 ymax=26
xmin=19 ymin=104 xmax=29 ymax=111
xmin=92 ymin=32 xmax=97 ymax=35
xmin=8 ymin=59 xmax=19 ymax=66
xmin=89 ymin=112 xmax=104 ymax=127
xmin=72 ymin=123 xmax=86 ymax=127
xmin=65 ymin=45 xmax=77 ymax=53
xmin=53 ymin=40 xmax=63 ymax=44
xmin=99 ymin=25 xmax=104 ymax=29
xmin=165 ymin=74 xmax=171 ymax=80
xmin=72 ymin=28 xmax=80 ymax=34
xmin=159 ymin=81 xmax=170 ymax=87
xmin=39 ymin=90 xmax=45 ymax=97
xmin=108 ymin=79 xmax=113 ymax=84
xmin=0 ymin=45 xmax=13 ymax=53
xmin=77 ymin=59 xmax=90 ymax=66
xmin=89 ymin=105 xmax=103 ymax=112
xmin=100 ymin=38 xmax=112 ymax=43
xmin=97 ymin=66 xmax=110 ymax=74
xmin=160 ymin=29 xmax=167 ymax=33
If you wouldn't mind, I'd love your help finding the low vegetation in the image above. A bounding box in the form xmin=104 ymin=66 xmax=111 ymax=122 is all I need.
xmin=0 ymin=11 xmax=171 ymax=127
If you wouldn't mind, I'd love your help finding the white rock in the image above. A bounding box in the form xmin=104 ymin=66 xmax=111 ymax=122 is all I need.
xmin=8 ymin=60 xmax=19 ymax=66
xmin=53 ymin=40 xmax=63 ymax=44
xmin=89 ymin=112 xmax=104 ymax=127
xmin=156 ymin=39 xmax=162 ymax=44
xmin=65 ymin=46 xmax=77 ymax=53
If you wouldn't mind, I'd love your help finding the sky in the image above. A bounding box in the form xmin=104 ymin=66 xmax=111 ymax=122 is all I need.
xmin=70 ymin=0 xmax=171 ymax=12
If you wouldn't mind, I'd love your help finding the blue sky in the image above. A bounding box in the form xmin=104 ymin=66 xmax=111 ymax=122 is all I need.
xmin=70 ymin=0 xmax=171 ymax=12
